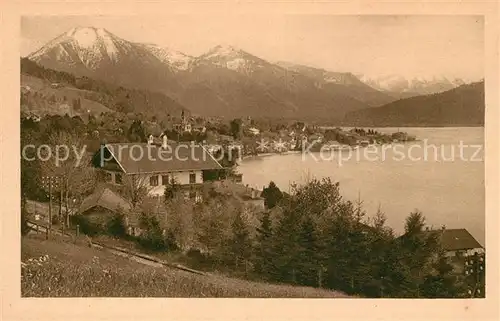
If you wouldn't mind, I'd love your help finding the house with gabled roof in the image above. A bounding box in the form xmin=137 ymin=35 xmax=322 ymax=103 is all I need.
xmin=77 ymin=187 xmax=132 ymax=232
xmin=424 ymin=228 xmax=484 ymax=257
xmin=92 ymin=135 xmax=224 ymax=198
xmin=400 ymin=227 xmax=485 ymax=275
xmin=79 ymin=187 xmax=132 ymax=215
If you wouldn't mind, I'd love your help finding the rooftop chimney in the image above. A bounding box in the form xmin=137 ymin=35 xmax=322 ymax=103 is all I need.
xmin=162 ymin=134 xmax=168 ymax=148
xmin=147 ymin=134 xmax=154 ymax=145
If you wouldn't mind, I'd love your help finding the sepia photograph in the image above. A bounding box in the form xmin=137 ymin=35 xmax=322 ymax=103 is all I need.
xmin=0 ymin=2 xmax=498 ymax=319
xmin=17 ymin=14 xmax=488 ymax=299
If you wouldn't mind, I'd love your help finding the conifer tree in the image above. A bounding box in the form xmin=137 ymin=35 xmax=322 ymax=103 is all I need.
xmin=254 ymin=211 xmax=275 ymax=277
xmin=421 ymin=249 xmax=461 ymax=298
xmin=261 ymin=181 xmax=283 ymax=209
xmin=296 ymin=216 xmax=319 ymax=286
xmin=230 ymin=210 xmax=252 ymax=270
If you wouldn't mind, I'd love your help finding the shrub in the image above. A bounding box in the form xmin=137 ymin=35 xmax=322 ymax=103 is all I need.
xmin=106 ymin=213 xmax=127 ymax=237
xmin=137 ymin=213 xmax=167 ymax=251
xmin=21 ymin=209 xmax=30 ymax=236
xmin=70 ymin=215 xmax=103 ymax=236
xmin=51 ymin=215 xmax=60 ymax=226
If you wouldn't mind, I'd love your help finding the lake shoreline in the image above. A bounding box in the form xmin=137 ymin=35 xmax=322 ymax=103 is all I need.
xmin=240 ymin=140 xmax=424 ymax=162
xmin=237 ymin=127 xmax=485 ymax=246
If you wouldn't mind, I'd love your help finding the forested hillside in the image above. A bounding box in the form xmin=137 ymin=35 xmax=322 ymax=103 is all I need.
xmin=343 ymin=81 xmax=485 ymax=127
xmin=21 ymin=58 xmax=188 ymax=120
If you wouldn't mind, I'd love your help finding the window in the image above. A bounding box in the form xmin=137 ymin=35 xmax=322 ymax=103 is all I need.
xmin=104 ymin=172 xmax=112 ymax=183
xmin=162 ymin=175 xmax=170 ymax=185
xmin=115 ymin=173 xmax=123 ymax=185
xmin=150 ymin=175 xmax=159 ymax=186
xmin=189 ymin=173 xmax=196 ymax=184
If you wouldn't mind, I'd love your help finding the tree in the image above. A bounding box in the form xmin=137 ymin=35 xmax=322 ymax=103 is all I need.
xmin=122 ymin=174 xmax=152 ymax=208
xmin=230 ymin=118 xmax=243 ymax=139
xmin=106 ymin=212 xmax=127 ymax=237
xmin=164 ymin=177 xmax=180 ymax=200
xmin=421 ymin=249 xmax=462 ymax=298
xmin=21 ymin=201 xmax=30 ymax=236
xmin=261 ymin=181 xmax=283 ymax=209
xmin=39 ymin=132 xmax=96 ymax=227
xmin=194 ymin=199 xmax=234 ymax=266
xmin=115 ymin=99 xmax=133 ymax=113
xmin=404 ymin=210 xmax=426 ymax=237
xmin=127 ymin=120 xmax=146 ymax=142
xmin=229 ymin=210 xmax=252 ymax=270
xmin=395 ymin=210 xmax=440 ymax=297
xmin=138 ymin=211 xmax=167 ymax=251
xmin=254 ymin=211 xmax=275 ymax=277
xmin=296 ymin=216 xmax=320 ymax=286
xmin=262 ymin=178 xmax=346 ymax=285
xmin=21 ymin=118 xmax=45 ymax=201
xmin=164 ymin=195 xmax=195 ymax=251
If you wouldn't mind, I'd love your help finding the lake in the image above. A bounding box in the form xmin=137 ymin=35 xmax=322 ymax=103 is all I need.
xmin=238 ymin=127 xmax=485 ymax=246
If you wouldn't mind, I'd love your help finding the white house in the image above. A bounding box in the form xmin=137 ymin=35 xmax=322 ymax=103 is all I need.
xmin=93 ymin=135 xmax=224 ymax=198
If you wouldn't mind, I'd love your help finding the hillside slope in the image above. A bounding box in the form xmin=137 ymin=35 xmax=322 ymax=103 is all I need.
xmin=21 ymin=74 xmax=113 ymax=118
xmin=21 ymin=235 xmax=348 ymax=298
xmin=343 ymin=81 xmax=485 ymax=127
xmin=277 ymin=62 xmax=396 ymax=107
xmin=21 ymin=58 xmax=188 ymax=119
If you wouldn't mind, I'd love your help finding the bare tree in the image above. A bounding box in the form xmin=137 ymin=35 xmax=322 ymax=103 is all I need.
xmin=39 ymin=132 xmax=96 ymax=227
xmin=122 ymin=173 xmax=153 ymax=208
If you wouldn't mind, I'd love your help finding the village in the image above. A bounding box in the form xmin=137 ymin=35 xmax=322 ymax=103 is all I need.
xmin=21 ymin=107 xmax=485 ymax=298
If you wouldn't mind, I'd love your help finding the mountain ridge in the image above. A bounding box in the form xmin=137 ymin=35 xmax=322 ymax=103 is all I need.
xmin=26 ymin=26 xmax=475 ymax=121
xmin=343 ymin=81 xmax=485 ymax=127
xmin=27 ymin=26 xmax=381 ymax=120
xmin=358 ymin=74 xmax=474 ymax=99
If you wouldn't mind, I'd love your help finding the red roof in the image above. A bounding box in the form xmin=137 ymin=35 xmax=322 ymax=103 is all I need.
xmin=101 ymin=142 xmax=223 ymax=174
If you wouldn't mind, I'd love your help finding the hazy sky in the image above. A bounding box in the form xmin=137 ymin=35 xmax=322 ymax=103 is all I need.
xmin=21 ymin=15 xmax=484 ymax=80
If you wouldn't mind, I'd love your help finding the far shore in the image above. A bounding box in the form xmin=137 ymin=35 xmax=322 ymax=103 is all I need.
xmin=239 ymin=140 xmax=425 ymax=162
xmin=323 ymin=125 xmax=485 ymax=129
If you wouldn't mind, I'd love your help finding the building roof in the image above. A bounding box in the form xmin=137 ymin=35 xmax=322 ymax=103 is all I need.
xmin=425 ymin=228 xmax=483 ymax=251
xmin=211 ymin=181 xmax=263 ymax=201
xmin=101 ymin=142 xmax=223 ymax=174
xmin=79 ymin=187 xmax=132 ymax=214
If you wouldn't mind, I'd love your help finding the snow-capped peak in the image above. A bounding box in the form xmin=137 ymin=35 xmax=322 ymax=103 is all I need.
xmin=194 ymin=44 xmax=268 ymax=74
xmin=139 ymin=43 xmax=193 ymax=71
xmin=202 ymin=45 xmax=244 ymax=59
xmin=65 ymin=27 xmax=103 ymax=48
xmin=28 ymin=26 xmax=127 ymax=69
xmin=360 ymin=73 xmax=469 ymax=94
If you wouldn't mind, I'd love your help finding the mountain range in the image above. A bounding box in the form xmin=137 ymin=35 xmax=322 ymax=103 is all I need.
xmin=343 ymin=81 xmax=485 ymax=127
xmin=359 ymin=74 xmax=469 ymax=99
xmin=26 ymin=26 xmax=480 ymax=123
